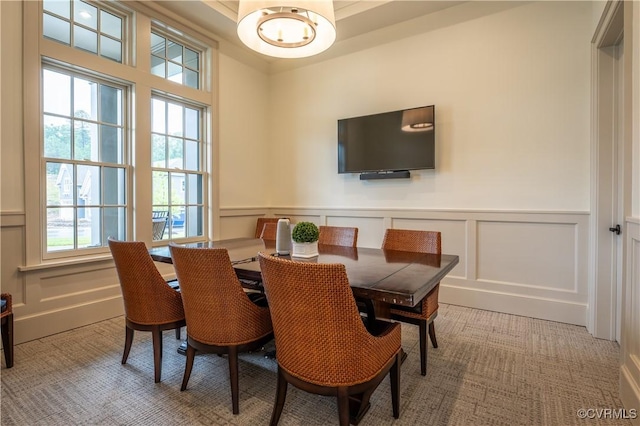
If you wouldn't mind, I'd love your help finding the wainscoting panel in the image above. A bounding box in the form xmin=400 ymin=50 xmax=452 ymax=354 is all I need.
xmin=232 ymin=208 xmax=590 ymax=326
xmin=620 ymin=218 xmax=640 ymax=416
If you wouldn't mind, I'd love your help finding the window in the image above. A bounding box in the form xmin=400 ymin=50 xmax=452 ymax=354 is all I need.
xmin=43 ymin=67 xmax=127 ymax=253
xmin=43 ymin=0 xmax=124 ymax=62
xmin=150 ymin=31 xmax=200 ymax=88
xmin=151 ymin=97 xmax=204 ymax=240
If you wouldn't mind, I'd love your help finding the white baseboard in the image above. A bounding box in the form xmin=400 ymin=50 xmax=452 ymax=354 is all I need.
xmin=14 ymin=296 xmax=124 ymax=344
xmin=620 ymin=364 xmax=640 ymax=425
xmin=441 ymin=283 xmax=587 ymax=326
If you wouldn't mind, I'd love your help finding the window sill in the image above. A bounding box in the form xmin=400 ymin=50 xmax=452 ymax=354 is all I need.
xmin=19 ymin=254 xmax=114 ymax=272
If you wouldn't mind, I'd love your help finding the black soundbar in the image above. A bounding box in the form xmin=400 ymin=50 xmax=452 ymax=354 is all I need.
xmin=360 ymin=170 xmax=411 ymax=180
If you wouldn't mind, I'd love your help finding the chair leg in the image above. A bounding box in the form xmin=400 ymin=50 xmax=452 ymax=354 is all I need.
xmin=1 ymin=313 xmax=14 ymax=368
xmin=228 ymin=346 xmax=240 ymax=414
xmin=181 ymin=344 xmax=196 ymax=391
xmin=390 ymin=352 xmax=401 ymax=418
xmin=337 ymin=387 xmax=350 ymax=426
xmin=270 ymin=367 xmax=288 ymax=426
xmin=122 ymin=326 xmax=134 ymax=365
xmin=419 ymin=319 xmax=427 ymax=376
xmin=151 ymin=327 xmax=163 ymax=383
xmin=428 ymin=321 xmax=438 ymax=348
xmin=175 ymin=327 xmax=181 ymax=340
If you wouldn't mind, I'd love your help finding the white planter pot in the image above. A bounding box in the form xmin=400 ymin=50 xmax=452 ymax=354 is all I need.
xmin=291 ymin=241 xmax=319 ymax=258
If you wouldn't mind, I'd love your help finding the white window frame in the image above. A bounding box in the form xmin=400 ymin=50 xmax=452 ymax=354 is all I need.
xmin=23 ymin=0 xmax=218 ymax=266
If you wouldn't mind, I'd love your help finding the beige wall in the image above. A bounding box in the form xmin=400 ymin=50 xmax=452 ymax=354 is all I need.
xmin=267 ymin=1 xmax=592 ymax=211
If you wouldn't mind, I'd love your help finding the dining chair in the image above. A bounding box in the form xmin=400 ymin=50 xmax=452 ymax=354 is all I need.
xmin=382 ymin=228 xmax=441 ymax=376
xmin=255 ymin=217 xmax=281 ymax=239
xmin=260 ymin=222 xmax=278 ymax=240
xmin=169 ymin=244 xmax=274 ymax=415
xmin=258 ymin=253 xmax=402 ymax=426
xmin=1 ymin=293 xmax=14 ymax=368
xmin=318 ymin=226 xmax=358 ymax=247
xmin=108 ymin=237 xmax=186 ymax=383
xmin=152 ymin=210 xmax=169 ymax=240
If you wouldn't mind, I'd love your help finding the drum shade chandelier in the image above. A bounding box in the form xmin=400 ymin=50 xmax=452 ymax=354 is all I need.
xmin=237 ymin=0 xmax=336 ymax=58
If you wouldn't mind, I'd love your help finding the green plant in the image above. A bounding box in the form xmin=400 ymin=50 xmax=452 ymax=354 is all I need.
xmin=291 ymin=221 xmax=319 ymax=243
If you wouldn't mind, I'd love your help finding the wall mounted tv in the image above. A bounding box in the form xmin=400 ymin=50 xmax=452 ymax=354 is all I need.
xmin=337 ymin=105 xmax=435 ymax=180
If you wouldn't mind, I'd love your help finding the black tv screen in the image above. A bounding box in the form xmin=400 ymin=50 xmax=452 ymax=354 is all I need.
xmin=338 ymin=105 xmax=435 ymax=174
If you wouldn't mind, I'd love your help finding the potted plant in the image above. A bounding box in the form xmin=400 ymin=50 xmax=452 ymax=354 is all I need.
xmin=291 ymin=221 xmax=320 ymax=258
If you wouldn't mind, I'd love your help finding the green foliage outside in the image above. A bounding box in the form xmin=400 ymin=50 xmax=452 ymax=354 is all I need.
xmin=292 ymin=222 xmax=319 ymax=243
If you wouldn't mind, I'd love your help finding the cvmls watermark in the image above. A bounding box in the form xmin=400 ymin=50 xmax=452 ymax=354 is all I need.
xmin=577 ymin=408 xmax=637 ymax=420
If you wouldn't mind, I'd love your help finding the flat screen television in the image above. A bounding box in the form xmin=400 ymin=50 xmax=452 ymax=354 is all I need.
xmin=337 ymin=105 xmax=435 ymax=179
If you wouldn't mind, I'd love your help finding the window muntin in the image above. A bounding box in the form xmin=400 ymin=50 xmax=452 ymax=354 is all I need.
xmin=150 ymin=31 xmax=200 ymax=89
xmin=151 ymin=97 xmax=204 ymax=241
xmin=43 ymin=68 xmax=126 ymax=253
xmin=43 ymin=0 xmax=124 ymax=62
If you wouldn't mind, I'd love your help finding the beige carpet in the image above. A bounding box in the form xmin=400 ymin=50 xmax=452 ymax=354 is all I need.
xmin=0 ymin=304 xmax=627 ymax=425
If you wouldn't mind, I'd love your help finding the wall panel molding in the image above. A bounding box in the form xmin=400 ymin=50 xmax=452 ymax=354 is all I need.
xmin=220 ymin=206 xmax=590 ymax=326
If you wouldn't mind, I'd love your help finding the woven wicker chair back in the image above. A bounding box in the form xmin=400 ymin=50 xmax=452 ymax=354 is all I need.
xmin=260 ymin=222 xmax=278 ymax=240
xmin=382 ymin=229 xmax=441 ymax=255
xmin=108 ymin=238 xmax=184 ymax=325
xmin=258 ymin=253 xmax=401 ymax=386
xmin=169 ymin=245 xmax=273 ymax=346
xmin=255 ymin=218 xmax=281 ymax=239
xmin=318 ymin=226 xmax=358 ymax=247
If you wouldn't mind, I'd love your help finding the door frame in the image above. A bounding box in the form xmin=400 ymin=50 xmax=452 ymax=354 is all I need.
xmin=589 ymin=0 xmax=624 ymax=340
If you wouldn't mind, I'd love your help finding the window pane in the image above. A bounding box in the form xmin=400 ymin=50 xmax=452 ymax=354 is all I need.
xmin=101 ymin=125 xmax=122 ymax=164
xmin=167 ymin=103 xmax=183 ymax=136
xmin=168 ymin=137 xmax=183 ymax=168
xmin=103 ymin=167 xmax=125 ymax=205
xmin=44 ymin=70 xmax=71 ymax=115
xmin=167 ymin=62 xmax=182 ymax=84
xmin=100 ymin=36 xmax=122 ymax=62
xmin=153 ymin=171 xmax=169 ymax=205
xmin=151 ymin=99 xmax=166 ymax=133
xmin=43 ymin=14 xmax=71 ymax=44
xmin=46 ymin=162 xmax=72 ymax=205
xmin=186 ymin=206 xmax=203 ymax=238
xmin=185 ymin=140 xmax=199 ymax=171
xmin=151 ymin=33 xmax=165 ymax=56
xmin=74 ymin=24 xmax=98 ymax=54
xmin=104 ymin=207 xmax=125 ymax=241
xmin=170 ymin=172 xmax=185 ymax=204
xmin=44 ymin=0 xmax=70 ymax=19
xmin=100 ymin=10 xmax=121 ymax=38
xmin=184 ymin=69 xmax=198 ymax=89
xmin=185 ymin=108 xmax=199 ymax=139
xmin=74 ymin=121 xmax=98 ymax=161
xmin=44 ymin=115 xmax=72 ymax=159
xmin=151 ymin=135 xmax=166 ymax=167
xmin=167 ymin=41 xmax=183 ymax=63
xmin=170 ymin=207 xmax=185 ymax=239
xmin=77 ymin=207 xmax=101 ymax=248
xmin=74 ymin=78 xmax=98 ymax=120
xmin=184 ymin=48 xmax=198 ymax=69
xmin=187 ymin=174 xmax=202 ymax=204
xmin=151 ymin=55 xmax=165 ymax=78
xmin=100 ymin=85 xmax=122 ymax=125
xmin=76 ymin=165 xmax=100 ymax=205
xmin=47 ymin=207 xmax=75 ymax=252
xmin=74 ymin=1 xmax=97 ymax=29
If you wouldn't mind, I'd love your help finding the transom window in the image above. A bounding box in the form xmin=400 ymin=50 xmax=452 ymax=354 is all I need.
xmin=43 ymin=67 xmax=126 ymax=253
xmin=43 ymin=0 xmax=124 ymax=62
xmin=151 ymin=31 xmax=200 ymax=88
xmin=151 ymin=97 xmax=204 ymax=241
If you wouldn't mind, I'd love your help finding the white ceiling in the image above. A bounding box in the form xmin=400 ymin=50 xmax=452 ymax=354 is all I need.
xmin=156 ymin=1 xmax=465 ymax=66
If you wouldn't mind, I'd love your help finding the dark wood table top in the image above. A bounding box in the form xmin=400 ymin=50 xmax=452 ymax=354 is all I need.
xmin=149 ymin=238 xmax=459 ymax=308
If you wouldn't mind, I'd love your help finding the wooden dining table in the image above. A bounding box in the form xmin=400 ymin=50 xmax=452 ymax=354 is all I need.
xmin=149 ymin=237 xmax=459 ymax=316
xmin=149 ymin=238 xmax=459 ymax=424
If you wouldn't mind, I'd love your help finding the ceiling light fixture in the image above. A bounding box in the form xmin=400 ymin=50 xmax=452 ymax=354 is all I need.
xmin=401 ymin=107 xmax=434 ymax=132
xmin=237 ymin=0 xmax=336 ymax=59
